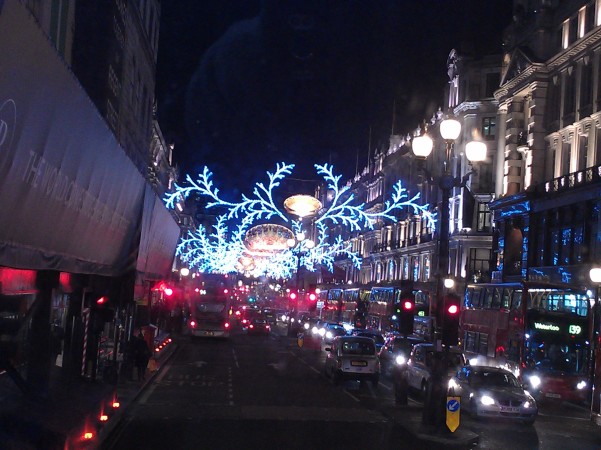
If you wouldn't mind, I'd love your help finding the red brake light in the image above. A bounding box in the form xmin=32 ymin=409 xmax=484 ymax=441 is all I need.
xmin=96 ymin=296 xmax=107 ymax=305
xmin=189 ymin=320 xmax=197 ymax=328
xmin=249 ymin=324 xmax=254 ymax=329
xmin=447 ymin=305 xmax=459 ymax=315
xmin=224 ymin=322 xmax=230 ymax=328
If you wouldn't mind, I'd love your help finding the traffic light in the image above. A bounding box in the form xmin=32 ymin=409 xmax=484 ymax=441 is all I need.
xmin=397 ymin=296 xmax=415 ymax=336
xmin=442 ymin=293 xmax=461 ymax=347
xmin=91 ymin=295 xmax=114 ymax=333
xmin=307 ymin=291 xmax=318 ymax=311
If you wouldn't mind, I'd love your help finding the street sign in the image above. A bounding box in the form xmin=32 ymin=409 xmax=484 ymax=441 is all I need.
xmin=446 ymin=396 xmax=460 ymax=432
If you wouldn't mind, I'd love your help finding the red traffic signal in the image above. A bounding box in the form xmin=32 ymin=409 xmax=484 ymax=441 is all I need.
xmin=402 ymin=300 xmax=414 ymax=311
xmin=164 ymin=288 xmax=174 ymax=297
xmin=289 ymin=292 xmax=297 ymax=300
xmin=447 ymin=304 xmax=459 ymax=315
xmin=308 ymin=292 xmax=317 ymax=302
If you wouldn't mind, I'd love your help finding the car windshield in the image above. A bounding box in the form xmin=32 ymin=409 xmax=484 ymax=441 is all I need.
xmin=341 ymin=340 xmax=376 ymax=356
xmin=471 ymin=370 xmax=520 ymax=388
xmin=358 ymin=333 xmax=384 ymax=345
xmin=393 ymin=338 xmax=418 ymax=353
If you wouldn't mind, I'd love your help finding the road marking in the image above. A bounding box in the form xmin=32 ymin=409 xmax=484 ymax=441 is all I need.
xmin=344 ymin=389 xmax=361 ymax=402
xmin=232 ymin=348 xmax=239 ymax=368
xmin=538 ymin=412 xmax=589 ymax=421
xmin=379 ymin=381 xmax=392 ymax=391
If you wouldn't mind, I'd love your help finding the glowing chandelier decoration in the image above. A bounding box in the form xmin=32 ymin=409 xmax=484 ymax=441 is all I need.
xmin=165 ymin=163 xmax=435 ymax=278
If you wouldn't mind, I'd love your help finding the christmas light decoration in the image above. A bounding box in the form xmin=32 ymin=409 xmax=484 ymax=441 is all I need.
xmin=166 ymin=163 xmax=434 ymax=279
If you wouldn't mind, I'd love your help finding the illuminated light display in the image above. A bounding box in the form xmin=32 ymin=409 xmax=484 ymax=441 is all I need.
xmin=166 ymin=163 xmax=434 ymax=278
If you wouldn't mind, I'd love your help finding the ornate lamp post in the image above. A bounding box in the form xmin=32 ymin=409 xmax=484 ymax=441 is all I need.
xmin=589 ymin=267 xmax=601 ymax=419
xmin=412 ymin=115 xmax=486 ymax=428
xmin=283 ymin=194 xmax=321 ymax=336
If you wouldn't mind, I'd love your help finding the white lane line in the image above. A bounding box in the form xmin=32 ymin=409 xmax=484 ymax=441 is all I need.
xmin=308 ymin=365 xmax=320 ymax=374
xmin=379 ymin=381 xmax=392 ymax=391
xmin=232 ymin=348 xmax=240 ymax=368
xmin=538 ymin=412 xmax=589 ymax=421
xmin=344 ymin=389 xmax=361 ymax=402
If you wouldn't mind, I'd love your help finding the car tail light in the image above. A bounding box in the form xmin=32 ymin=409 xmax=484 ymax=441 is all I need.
xmin=266 ymin=325 xmax=270 ymax=330
xmin=249 ymin=324 xmax=254 ymax=329
xmin=189 ymin=320 xmax=197 ymax=328
xmin=224 ymin=322 xmax=230 ymax=329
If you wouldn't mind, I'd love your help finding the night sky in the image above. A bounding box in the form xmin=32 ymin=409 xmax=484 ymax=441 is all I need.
xmin=156 ymin=0 xmax=513 ymax=196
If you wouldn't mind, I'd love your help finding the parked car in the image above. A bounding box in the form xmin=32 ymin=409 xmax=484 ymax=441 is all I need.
xmin=449 ymin=365 xmax=538 ymax=424
xmin=247 ymin=318 xmax=271 ymax=336
xmin=323 ymin=336 xmax=380 ymax=387
xmin=403 ymin=343 xmax=466 ymax=397
xmin=379 ymin=335 xmax=425 ymax=378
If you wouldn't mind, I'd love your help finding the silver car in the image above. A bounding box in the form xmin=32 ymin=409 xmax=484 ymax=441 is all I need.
xmin=449 ymin=365 xmax=538 ymax=424
xmin=324 ymin=336 xmax=380 ymax=387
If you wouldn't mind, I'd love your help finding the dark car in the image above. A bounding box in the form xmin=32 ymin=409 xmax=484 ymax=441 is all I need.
xmin=247 ymin=318 xmax=271 ymax=336
xmin=379 ymin=335 xmax=425 ymax=378
xmin=449 ymin=365 xmax=538 ymax=424
xmin=352 ymin=330 xmax=385 ymax=353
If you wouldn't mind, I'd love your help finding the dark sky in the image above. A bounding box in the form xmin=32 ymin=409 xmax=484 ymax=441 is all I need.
xmin=156 ymin=0 xmax=513 ymax=195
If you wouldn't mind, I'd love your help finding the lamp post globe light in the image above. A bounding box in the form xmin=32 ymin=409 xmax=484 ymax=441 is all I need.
xmin=411 ymin=115 xmax=486 ymax=428
xmin=589 ymin=267 xmax=601 ymax=418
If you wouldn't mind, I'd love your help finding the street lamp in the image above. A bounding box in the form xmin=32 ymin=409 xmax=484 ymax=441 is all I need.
xmin=283 ymin=194 xmax=321 ymax=337
xmin=589 ymin=267 xmax=601 ymax=419
xmin=411 ymin=115 xmax=486 ymax=428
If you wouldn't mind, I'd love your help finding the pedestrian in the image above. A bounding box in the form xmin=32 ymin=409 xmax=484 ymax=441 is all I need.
xmin=133 ymin=329 xmax=151 ymax=381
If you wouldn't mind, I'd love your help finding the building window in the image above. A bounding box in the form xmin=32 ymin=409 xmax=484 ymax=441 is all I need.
xmin=484 ymin=72 xmax=500 ymax=98
xmin=563 ymin=69 xmax=576 ymax=122
xmin=482 ymin=117 xmax=496 ymax=141
xmin=476 ymin=202 xmax=491 ymax=232
xmin=578 ymin=135 xmax=588 ymax=171
xmin=580 ymin=59 xmax=593 ymax=117
xmin=468 ymin=248 xmax=491 ymax=282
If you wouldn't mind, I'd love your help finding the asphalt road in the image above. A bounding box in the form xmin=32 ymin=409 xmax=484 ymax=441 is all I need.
xmin=101 ymin=323 xmax=601 ymax=450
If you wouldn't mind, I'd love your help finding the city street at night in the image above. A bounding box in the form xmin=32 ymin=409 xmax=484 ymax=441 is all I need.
xmin=100 ymin=325 xmax=601 ymax=450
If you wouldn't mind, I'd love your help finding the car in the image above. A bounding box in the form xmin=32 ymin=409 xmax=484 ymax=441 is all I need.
xmin=323 ymin=336 xmax=380 ymax=387
xmin=449 ymin=365 xmax=538 ymax=424
xmin=403 ymin=343 xmax=466 ymax=397
xmin=379 ymin=335 xmax=425 ymax=378
xmin=247 ymin=318 xmax=271 ymax=336
xmin=322 ymin=325 xmax=347 ymax=347
xmin=352 ymin=330 xmax=385 ymax=352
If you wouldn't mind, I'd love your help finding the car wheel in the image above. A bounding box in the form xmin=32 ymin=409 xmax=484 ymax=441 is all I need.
xmin=332 ymin=370 xmax=342 ymax=385
xmin=420 ymin=380 xmax=428 ymax=398
xmin=469 ymin=399 xmax=479 ymax=419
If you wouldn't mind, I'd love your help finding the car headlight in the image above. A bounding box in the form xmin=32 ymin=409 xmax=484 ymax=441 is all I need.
xmin=312 ymin=326 xmax=319 ymax=335
xmin=281 ymin=314 xmax=287 ymax=322
xmin=577 ymin=380 xmax=587 ymax=390
xmin=325 ymin=331 xmax=333 ymax=339
xmin=448 ymin=378 xmax=459 ymax=390
xmin=529 ymin=375 xmax=541 ymax=389
xmin=523 ymin=401 xmax=533 ymax=409
xmin=480 ymin=395 xmax=495 ymax=406
xmin=304 ymin=323 xmax=310 ymax=330
xmin=318 ymin=328 xmax=326 ymax=337
xmin=395 ymin=355 xmax=406 ymax=365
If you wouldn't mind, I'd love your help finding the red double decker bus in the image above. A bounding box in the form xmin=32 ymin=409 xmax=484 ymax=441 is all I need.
xmin=461 ymin=281 xmax=590 ymax=404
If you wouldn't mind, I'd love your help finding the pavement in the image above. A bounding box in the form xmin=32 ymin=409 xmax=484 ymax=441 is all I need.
xmin=0 ymin=331 xmax=178 ymax=450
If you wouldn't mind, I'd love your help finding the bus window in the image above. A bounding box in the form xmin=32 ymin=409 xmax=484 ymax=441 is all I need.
xmin=482 ymin=289 xmax=493 ymax=309
xmin=500 ymin=288 xmax=511 ymax=310
xmin=478 ymin=333 xmax=489 ymax=356
xmin=471 ymin=287 xmax=482 ymax=308
xmin=510 ymin=290 xmax=522 ymax=310
xmin=491 ymin=288 xmax=501 ymax=309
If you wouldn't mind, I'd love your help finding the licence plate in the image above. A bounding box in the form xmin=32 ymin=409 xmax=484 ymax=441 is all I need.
xmin=545 ymin=392 xmax=561 ymax=399
xmin=351 ymin=360 xmax=367 ymax=367
xmin=205 ymin=331 xmax=214 ymax=336
xmin=500 ymin=406 xmax=520 ymax=412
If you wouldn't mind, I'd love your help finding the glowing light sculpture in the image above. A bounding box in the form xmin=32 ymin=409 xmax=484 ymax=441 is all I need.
xmin=166 ymin=162 xmax=434 ymax=278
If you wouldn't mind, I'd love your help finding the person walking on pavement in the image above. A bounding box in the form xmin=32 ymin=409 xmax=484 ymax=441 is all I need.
xmin=133 ymin=329 xmax=151 ymax=381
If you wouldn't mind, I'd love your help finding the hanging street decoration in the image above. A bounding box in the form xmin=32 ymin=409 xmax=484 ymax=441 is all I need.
xmin=165 ymin=163 xmax=435 ymax=279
